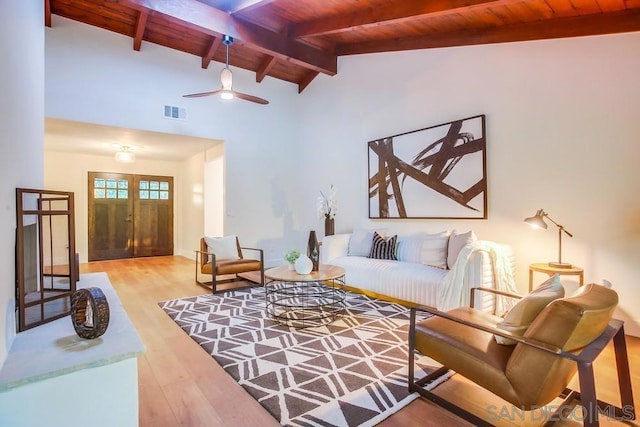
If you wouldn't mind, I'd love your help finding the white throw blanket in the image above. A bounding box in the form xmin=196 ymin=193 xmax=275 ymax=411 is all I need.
xmin=438 ymin=241 xmax=519 ymax=314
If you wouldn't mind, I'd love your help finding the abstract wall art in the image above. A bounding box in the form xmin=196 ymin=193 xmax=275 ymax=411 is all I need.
xmin=368 ymin=114 xmax=487 ymax=219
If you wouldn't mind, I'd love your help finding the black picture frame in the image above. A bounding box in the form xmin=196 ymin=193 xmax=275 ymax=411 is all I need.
xmin=368 ymin=114 xmax=487 ymax=219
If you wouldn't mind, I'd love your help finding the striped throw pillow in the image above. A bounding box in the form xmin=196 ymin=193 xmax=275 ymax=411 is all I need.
xmin=368 ymin=232 xmax=397 ymax=260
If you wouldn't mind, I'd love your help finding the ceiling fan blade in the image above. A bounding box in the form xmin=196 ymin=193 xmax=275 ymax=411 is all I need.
xmin=232 ymin=90 xmax=269 ymax=105
xmin=182 ymin=89 xmax=222 ymax=98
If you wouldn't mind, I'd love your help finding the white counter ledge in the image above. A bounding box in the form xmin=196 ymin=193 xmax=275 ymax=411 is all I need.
xmin=0 ymin=272 xmax=145 ymax=426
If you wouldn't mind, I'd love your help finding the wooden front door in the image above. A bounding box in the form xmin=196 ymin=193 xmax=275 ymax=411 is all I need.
xmin=88 ymin=172 xmax=173 ymax=261
xmin=132 ymin=175 xmax=174 ymax=257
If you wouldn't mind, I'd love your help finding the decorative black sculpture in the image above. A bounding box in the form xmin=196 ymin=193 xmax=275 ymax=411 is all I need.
xmin=71 ymin=287 xmax=110 ymax=339
xmin=307 ymin=230 xmax=319 ymax=271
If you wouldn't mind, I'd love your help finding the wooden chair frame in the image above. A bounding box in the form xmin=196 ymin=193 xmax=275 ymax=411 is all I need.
xmin=195 ymin=240 xmax=264 ymax=294
xmin=408 ymin=287 xmax=635 ymax=427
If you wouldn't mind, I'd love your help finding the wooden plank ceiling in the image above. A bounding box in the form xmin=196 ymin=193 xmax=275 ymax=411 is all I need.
xmin=47 ymin=0 xmax=640 ymax=93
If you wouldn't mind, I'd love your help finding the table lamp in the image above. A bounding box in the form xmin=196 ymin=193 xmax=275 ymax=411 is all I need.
xmin=524 ymin=209 xmax=573 ymax=268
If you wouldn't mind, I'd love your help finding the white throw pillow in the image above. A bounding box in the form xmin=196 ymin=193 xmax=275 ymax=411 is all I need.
xmin=447 ymin=230 xmax=477 ymax=269
xmin=348 ymin=229 xmax=386 ymax=257
xmin=396 ymin=231 xmax=449 ymax=268
xmin=419 ymin=231 xmax=450 ymax=269
xmin=395 ymin=234 xmax=423 ymax=263
xmin=204 ymin=235 xmax=239 ymax=260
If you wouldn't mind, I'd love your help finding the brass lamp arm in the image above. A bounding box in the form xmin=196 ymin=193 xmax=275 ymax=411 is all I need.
xmin=542 ymin=211 xmax=573 ymax=237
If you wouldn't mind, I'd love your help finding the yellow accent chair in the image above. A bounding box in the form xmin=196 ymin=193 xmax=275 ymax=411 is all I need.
xmin=408 ymin=283 xmax=635 ymax=427
xmin=195 ymin=236 xmax=264 ymax=293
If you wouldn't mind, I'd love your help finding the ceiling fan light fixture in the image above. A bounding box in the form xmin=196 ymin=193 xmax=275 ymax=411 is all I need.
xmin=182 ymin=35 xmax=268 ymax=105
xmin=220 ymin=89 xmax=234 ymax=100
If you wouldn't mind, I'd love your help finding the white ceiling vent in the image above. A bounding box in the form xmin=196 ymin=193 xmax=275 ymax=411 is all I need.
xmin=163 ymin=105 xmax=187 ymax=120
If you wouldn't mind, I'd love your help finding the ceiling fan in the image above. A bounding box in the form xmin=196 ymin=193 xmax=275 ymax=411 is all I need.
xmin=183 ymin=35 xmax=269 ymax=105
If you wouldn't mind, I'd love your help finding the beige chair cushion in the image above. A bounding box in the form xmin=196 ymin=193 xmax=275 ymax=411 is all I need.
xmin=201 ymin=258 xmax=262 ymax=275
xmin=495 ymin=274 xmax=564 ymax=345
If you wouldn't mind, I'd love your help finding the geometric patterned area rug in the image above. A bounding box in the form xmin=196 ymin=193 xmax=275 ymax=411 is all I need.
xmin=159 ymin=287 xmax=448 ymax=427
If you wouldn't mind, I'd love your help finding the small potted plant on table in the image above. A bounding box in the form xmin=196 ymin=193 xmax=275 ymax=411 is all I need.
xmin=284 ymin=249 xmax=301 ymax=270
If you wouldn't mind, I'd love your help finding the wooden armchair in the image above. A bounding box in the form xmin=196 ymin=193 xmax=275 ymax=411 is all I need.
xmin=408 ymin=283 xmax=635 ymax=427
xmin=195 ymin=236 xmax=264 ymax=293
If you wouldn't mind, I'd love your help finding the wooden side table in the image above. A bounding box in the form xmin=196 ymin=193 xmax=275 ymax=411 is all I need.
xmin=529 ymin=263 xmax=584 ymax=292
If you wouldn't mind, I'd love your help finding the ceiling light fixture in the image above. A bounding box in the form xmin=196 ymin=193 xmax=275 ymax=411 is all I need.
xmin=115 ymin=146 xmax=135 ymax=163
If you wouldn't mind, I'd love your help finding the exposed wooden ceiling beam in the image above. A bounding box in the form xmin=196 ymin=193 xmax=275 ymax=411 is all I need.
xmin=236 ymin=18 xmax=337 ymax=75
xmin=291 ymin=0 xmax=508 ymax=38
xmin=133 ymin=11 xmax=148 ymax=51
xmin=256 ymin=55 xmax=277 ymax=82
xmin=336 ymin=9 xmax=640 ymax=55
xmin=45 ymin=0 xmax=52 ymax=28
xmin=119 ymin=0 xmax=337 ymax=76
xmin=298 ymin=71 xmax=319 ymax=94
xmin=202 ymin=36 xmax=222 ymax=69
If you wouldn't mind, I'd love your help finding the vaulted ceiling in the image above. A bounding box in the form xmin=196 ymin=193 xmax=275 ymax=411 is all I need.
xmin=47 ymin=0 xmax=640 ymax=94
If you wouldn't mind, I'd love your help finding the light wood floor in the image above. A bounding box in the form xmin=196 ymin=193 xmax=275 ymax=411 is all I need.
xmin=83 ymin=256 xmax=639 ymax=427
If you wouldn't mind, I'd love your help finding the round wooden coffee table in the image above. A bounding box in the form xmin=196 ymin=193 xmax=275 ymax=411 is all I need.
xmin=264 ymin=264 xmax=346 ymax=328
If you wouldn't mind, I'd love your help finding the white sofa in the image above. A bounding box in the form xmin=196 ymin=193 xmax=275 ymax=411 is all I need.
xmin=321 ymin=230 xmax=515 ymax=313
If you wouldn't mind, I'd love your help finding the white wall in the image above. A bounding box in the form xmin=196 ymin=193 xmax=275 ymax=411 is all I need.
xmin=297 ymin=33 xmax=640 ymax=335
xmin=182 ymin=150 xmax=208 ymax=258
xmin=0 ymin=1 xmax=45 ymax=365
xmin=45 ymin=16 xmax=301 ymax=267
xmin=203 ymin=144 xmax=225 ymax=238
